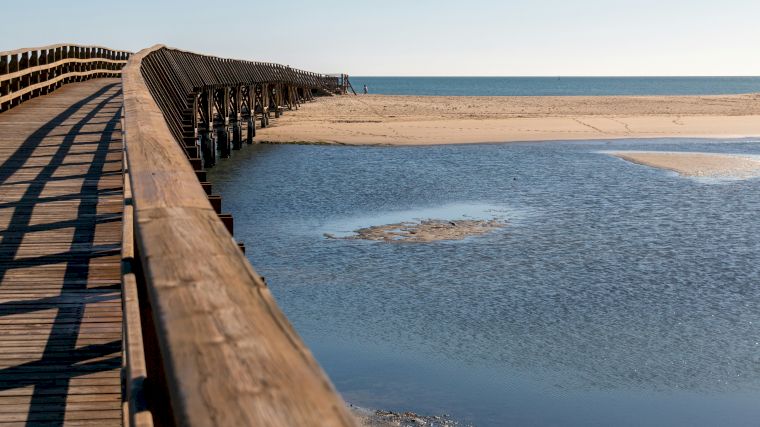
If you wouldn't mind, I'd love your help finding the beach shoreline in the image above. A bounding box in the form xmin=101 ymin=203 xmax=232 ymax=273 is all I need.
xmin=256 ymin=93 xmax=760 ymax=146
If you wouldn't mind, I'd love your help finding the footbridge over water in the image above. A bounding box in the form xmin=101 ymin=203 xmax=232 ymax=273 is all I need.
xmin=0 ymin=43 xmax=357 ymax=426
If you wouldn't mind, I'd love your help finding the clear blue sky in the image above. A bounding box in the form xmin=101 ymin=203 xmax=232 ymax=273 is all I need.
xmin=2 ymin=0 xmax=759 ymax=76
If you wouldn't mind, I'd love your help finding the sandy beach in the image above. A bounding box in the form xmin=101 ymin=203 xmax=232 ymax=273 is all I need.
xmin=256 ymin=93 xmax=760 ymax=145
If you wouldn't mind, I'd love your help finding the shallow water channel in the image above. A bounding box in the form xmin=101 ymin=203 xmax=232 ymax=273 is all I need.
xmin=208 ymin=138 xmax=760 ymax=426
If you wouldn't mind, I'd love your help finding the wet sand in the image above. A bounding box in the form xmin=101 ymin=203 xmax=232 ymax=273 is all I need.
xmin=610 ymin=151 xmax=760 ymax=178
xmin=257 ymin=93 xmax=760 ymax=145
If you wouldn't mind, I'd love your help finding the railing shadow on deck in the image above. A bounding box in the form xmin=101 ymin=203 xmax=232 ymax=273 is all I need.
xmin=0 ymin=83 xmax=124 ymax=425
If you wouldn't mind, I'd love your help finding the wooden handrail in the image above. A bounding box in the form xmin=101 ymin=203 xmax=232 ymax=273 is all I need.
xmin=122 ymin=45 xmax=356 ymax=426
xmin=0 ymin=44 xmax=130 ymax=113
xmin=1 ymin=57 xmax=127 ymax=82
xmin=0 ymin=69 xmax=126 ymax=103
xmin=0 ymin=42 xmax=131 ymax=57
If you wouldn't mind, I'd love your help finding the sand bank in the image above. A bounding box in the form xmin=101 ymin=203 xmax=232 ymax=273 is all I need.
xmin=610 ymin=151 xmax=760 ymax=178
xmin=325 ymin=219 xmax=506 ymax=243
xmin=256 ymin=94 xmax=760 ymax=145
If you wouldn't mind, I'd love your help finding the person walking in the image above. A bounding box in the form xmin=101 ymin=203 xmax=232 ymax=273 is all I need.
xmin=363 ymin=84 xmax=368 ymax=94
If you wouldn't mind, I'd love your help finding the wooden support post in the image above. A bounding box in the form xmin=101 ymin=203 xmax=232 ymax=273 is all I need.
xmin=200 ymin=131 xmax=214 ymax=168
xmin=246 ymin=117 xmax=255 ymax=144
xmin=208 ymin=195 xmax=222 ymax=214
xmin=231 ymin=122 xmax=242 ymax=150
xmin=257 ymin=84 xmax=269 ymax=128
xmin=198 ymin=89 xmax=215 ymax=167
xmin=272 ymin=86 xmax=280 ymax=118
xmin=218 ymin=214 xmax=234 ymax=235
xmin=242 ymin=85 xmax=255 ymax=144
xmin=217 ymin=89 xmax=230 ymax=158
xmin=231 ymin=87 xmax=242 ymax=150
xmin=216 ymin=125 xmax=229 ymax=159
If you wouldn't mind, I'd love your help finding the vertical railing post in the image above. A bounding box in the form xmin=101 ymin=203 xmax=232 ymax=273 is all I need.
xmin=0 ymin=54 xmax=8 ymax=112
xmin=66 ymin=46 xmax=79 ymax=84
xmin=18 ymin=52 xmax=29 ymax=103
xmin=84 ymin=47 xmax=91 ymax=81
xmin=40 ymin=49 xmax=51 ymax=95
xmin=55 ymin=47 xmax=64 ymax=88
xmin=8 ymin=54 xmax=19 ymax=107
xmin=94 ymin=48 xmax=101 ymax=78
xmin=29 ymin=50 xmax=39 ymax=99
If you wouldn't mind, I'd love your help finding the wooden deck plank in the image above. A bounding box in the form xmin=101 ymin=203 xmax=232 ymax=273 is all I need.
xmin=0 ymin=79 xmax=123 ymax=426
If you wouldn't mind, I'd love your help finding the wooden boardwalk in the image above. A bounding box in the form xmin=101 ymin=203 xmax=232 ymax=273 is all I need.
xmin=0 ymin=79 xmax=123 ymax=426
xmin=0 ymin=43 xmax=356 ymax=426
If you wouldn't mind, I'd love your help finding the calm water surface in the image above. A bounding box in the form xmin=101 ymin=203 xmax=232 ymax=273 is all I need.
xmin=208 ymin=139 xmax=760 ymax=426
xmin=351 ymin=76 xmax=760 ymax=96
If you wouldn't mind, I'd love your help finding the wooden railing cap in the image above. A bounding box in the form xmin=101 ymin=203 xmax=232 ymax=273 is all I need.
xmin=0 ymin=43 xmax=132 ymax=57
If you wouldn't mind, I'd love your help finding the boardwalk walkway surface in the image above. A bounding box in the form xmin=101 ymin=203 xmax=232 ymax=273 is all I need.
xmin=0 ymin=79 xmax=123 ymax=426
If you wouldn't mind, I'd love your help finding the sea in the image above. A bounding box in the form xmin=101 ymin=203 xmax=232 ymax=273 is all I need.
xmin=348 ymin=76 xmax=760 ymax=96
xmin=208 ymin=136 xmax=760 ymax=427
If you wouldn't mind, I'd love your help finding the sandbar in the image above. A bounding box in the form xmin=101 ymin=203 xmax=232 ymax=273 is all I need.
xmin=325 ymin=219 xmax=506 ymax=243
xmin=609 ymin=151 xmax=760 ymax=178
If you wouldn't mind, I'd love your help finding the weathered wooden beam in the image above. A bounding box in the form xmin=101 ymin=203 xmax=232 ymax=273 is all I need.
xmin=122 ymin=149 xmax=156 ymax=427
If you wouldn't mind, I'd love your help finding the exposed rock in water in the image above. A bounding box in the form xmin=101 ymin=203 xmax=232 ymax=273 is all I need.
xmin=327 ymin=218 xmax=506 ymax=243
xmin=351 ymin=406 xmax=466 ymax=427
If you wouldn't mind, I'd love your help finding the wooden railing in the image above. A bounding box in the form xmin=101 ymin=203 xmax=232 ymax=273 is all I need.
xmin=121 ymin=45 xmax=356 ymax=426
xmin=0 ymin=43 xmax=130 ymax=112
xmin=138 ymin=46 xmax=340 ymax=167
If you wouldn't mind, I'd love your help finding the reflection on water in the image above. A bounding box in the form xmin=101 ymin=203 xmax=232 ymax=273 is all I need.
xmin=208 ymin=138 xmax=760 ymax=427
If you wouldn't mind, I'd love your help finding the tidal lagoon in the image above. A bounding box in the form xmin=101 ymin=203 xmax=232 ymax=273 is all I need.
xmin=209 ymin=138 xmax=760 ymax=426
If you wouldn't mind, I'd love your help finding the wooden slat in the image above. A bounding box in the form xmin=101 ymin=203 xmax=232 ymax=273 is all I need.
xmin=0 ymin=79 xmax=124 ymax=425
xmin=123 ymin=45 xmax=356 ymax=427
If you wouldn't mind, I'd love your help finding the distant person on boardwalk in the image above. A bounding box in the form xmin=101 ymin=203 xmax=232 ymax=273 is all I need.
xmin=363 ymin=84 xmax=368 ymax=94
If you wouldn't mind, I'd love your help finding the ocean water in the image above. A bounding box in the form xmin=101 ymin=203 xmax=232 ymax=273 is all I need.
xmin=349 ymin=76 xmax=760 ymax=96
xmin=207 ymin=138 xmax=760 ymax=426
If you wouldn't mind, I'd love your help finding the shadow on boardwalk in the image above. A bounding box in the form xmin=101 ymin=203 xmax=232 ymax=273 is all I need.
xmin=0 ymin=81 xmax=124 ymax=426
